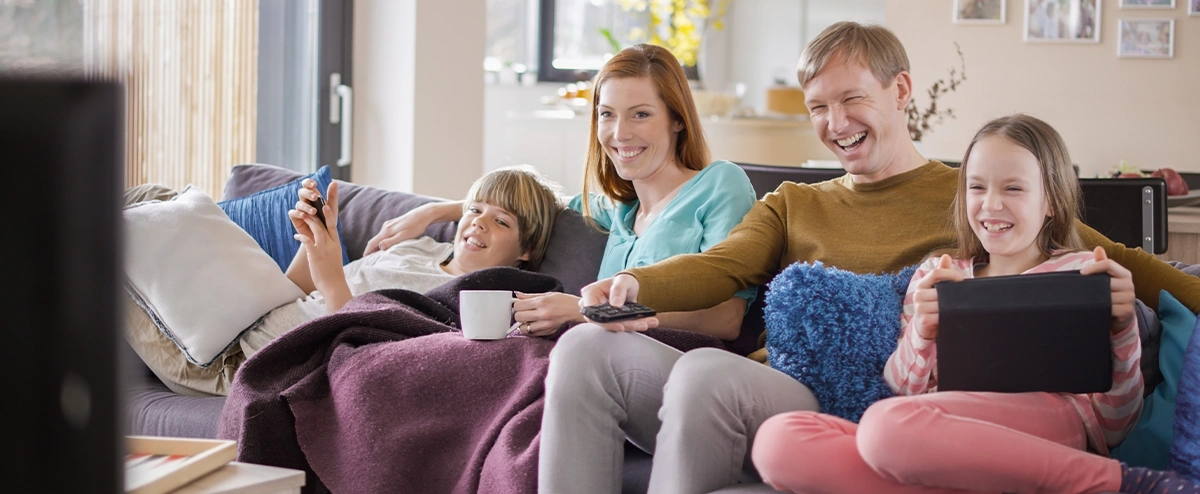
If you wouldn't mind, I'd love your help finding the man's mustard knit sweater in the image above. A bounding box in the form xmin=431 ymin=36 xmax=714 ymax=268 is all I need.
xmin=625 ymin=161 xmax=1200 ymax=324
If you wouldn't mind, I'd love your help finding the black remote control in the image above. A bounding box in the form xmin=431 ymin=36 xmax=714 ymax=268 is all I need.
xmin=580 ymin=302 xmax=657 ymax=323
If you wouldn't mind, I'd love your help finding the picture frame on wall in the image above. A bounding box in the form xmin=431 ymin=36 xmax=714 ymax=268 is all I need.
xmin=955 ymin=0 xmax=1007 ymax=23
xmin=1024 ymin=0 xmax=1102 ymax=42
xmin=1118 ymin=18 xmax=1175 ymax=58
xmin=1191 ymin=0 xmax=1199 ymax=15
xmin=1119 ymin=0 xmax=1175 ymax=8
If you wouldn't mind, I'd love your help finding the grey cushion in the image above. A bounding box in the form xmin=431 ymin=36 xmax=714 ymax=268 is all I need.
xmin=539 ymin=208 xmax=607 ymax=295
xmin=222 ymin=163 xmax=456 ymax=260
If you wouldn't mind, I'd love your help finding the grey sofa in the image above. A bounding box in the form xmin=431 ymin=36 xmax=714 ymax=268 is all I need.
xmin=126 ymin=162 xmax=1190 ymax=493
xmin=125 ymin=162 xmax=850 ymax=492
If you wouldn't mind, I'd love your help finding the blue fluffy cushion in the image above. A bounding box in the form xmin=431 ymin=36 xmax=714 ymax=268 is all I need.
xmin=217 ymin=165 xmax=350 ymax=271
xmin=1169 ymin=294 xmax=1200 ymax=478
xmin=1112 ymin=291 xmax=1197 ymax=469
xmin=765 ymin=261 xmax=917 ymax=422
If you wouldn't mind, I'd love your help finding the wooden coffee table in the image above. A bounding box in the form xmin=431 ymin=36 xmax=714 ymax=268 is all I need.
xmin=172 ymin=462 xmax=305 ymax=494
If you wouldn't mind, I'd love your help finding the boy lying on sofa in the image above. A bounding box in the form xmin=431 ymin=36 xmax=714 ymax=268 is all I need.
xmin=249 ymin=165 xmax=561 ymax=352
xmin=123 ymin=166 xmax=561 ymax=395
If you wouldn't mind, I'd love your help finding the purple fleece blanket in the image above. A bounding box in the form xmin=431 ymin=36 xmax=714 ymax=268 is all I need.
xmin=219 ymin=267 xmax=725 ymax=493
xmin=218 ymin=267 xmax=562 ymax=493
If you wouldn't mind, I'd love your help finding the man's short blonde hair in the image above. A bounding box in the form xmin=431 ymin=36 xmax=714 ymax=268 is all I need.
xmin=797 ymin=22 xmax=911 ymax=89
xmin=462 ymin=165 xmax=563 ymax=271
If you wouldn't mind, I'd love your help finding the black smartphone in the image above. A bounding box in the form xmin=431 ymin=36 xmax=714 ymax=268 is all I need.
xmin=307 ymin=194 xmax=327 ymax=226
xmin=580 ymin=302 xmax=657 ymax=323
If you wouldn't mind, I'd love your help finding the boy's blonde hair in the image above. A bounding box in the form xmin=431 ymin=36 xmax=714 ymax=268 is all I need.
xmin=953 ymin=114 xmax=1085 ymax=262
xmin=797 ymin=22 xmax=910 ymax=89
xmin=462 ymin=165 xmax=563 ymax=271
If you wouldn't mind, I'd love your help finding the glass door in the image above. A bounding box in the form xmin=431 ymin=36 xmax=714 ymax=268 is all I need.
xmin=257 ymin=0 xmax=354 ymax=181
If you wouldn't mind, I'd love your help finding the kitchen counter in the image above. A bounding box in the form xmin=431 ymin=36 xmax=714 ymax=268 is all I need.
xmin=1159 ymin=207 xmax=1200 ymax=265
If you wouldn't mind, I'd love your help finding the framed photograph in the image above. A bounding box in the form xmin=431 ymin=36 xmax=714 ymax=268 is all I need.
xmin=125 ymin=436 xmax=236 ymax=494
xmin=1119 ymin=0 xmax=1175 ymax=8
xmin=955 ymin=0 xmax=1007 ymax=23
xmin=1118 ymin=18 xmax=1175 ymax=58
xmin=1024 ymin=0 xmax=1102 ymax=42
xmin=1191 ymin=0 xmax=1199 ymax=15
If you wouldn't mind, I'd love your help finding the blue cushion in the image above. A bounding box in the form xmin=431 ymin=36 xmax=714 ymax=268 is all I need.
xmin=1112 ymin=291 xmax=1197 ymax=469
xmin=217 ymin=165 xmax=350 ymax=272
xmin=1170 ymin=296 xmax=1200 ymax=479
xmin=764 ymin=261 xmax=917 ymax=422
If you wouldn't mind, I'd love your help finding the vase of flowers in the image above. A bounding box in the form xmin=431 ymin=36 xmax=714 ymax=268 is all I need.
xmin=907 ymin=43 xmax=967 ymax=144
xmin=618 ymin=0 xmax=732 ymax=86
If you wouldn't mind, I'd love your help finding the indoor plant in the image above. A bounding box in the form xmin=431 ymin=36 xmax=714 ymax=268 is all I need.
xmin=618 ymin=0 xmax=731 ymax=78
xmin=907 ymin=43 xmax=967 ymax=143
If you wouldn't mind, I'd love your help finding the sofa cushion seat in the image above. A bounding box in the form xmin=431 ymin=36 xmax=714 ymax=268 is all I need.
xmin=127 ymin=380 xmax=226 ymax=439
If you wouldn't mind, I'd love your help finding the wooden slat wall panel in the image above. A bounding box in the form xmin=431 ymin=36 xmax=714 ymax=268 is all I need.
xmin=82 ymin=0 xmax=258 ymax=197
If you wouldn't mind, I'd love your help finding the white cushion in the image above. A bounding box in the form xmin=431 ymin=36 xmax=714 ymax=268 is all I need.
xmin=124 ymin=187 xmax=305 ymax=366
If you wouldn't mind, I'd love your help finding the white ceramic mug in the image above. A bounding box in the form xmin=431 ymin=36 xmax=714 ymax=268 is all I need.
xmin=459 ymin=290 xmax=516 ymax=340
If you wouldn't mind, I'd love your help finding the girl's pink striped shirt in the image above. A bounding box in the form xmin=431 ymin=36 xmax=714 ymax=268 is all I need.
xmin=884 ymin=251 xmax=1144 ymax=455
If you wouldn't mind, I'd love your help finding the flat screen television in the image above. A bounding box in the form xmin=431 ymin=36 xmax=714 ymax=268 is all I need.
xmin=0 ymin=77 xmax=124 ymax=493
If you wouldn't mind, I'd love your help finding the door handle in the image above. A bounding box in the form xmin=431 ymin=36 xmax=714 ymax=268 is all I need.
xmin=330 ymin=73 xmax=353 ymax=167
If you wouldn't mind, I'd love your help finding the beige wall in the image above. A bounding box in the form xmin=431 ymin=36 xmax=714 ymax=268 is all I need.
xmin=352 ymin=0 xmax=485 ymax=199
xmin=887 ymin=0 xmax=1199 ymax=176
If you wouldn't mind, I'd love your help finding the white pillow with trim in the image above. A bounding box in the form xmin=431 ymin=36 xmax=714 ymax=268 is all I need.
xmin=124 ymin=187 xmax=305 ymax=366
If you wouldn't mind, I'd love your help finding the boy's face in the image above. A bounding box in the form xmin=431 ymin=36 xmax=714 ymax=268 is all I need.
xmin=803 ymin=57 xmax=909 ymax=183
xmin=451 ymin=201 xmax=530 ymax=273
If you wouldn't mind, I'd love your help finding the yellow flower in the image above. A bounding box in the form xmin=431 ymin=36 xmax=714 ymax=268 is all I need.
xmin=619 ymin=0 xmax=730 ymax=68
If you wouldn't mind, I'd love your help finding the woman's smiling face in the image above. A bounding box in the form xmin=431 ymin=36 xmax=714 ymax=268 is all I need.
xmin=595 ymin=76 xmax=684 ymax=184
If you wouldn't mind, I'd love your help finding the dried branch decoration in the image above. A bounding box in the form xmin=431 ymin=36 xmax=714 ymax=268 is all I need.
xmin=906 ymin=43 xmax=967 ymax=142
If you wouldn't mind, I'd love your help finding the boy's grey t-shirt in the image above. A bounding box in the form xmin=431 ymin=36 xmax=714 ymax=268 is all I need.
xmin=240 ymin=236 xmax=457 ymax=354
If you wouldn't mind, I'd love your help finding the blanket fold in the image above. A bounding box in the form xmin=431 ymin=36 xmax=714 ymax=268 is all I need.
xmin=218 ymin=267 xmax=563 ymax=494
xmin=219 ymin=266 xmax=726 ymax=493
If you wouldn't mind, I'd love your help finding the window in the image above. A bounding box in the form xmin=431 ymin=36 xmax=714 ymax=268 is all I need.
xmin=537 ymin=0 xmax=649 ymax=82
xmin=486 ymin=0 xmax=537 ymax=75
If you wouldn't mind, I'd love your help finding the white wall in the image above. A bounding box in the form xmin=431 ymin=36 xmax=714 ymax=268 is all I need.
xmin=481 ymin=0 xmax=888 ymax=178
xmin=352 ymin=0 xmax=486 ymax=199
xmin=361 ymin=0 xmax=892 ymax=195
xmin=353 ymin=0 xmax=416 ymax=192
xmin=727 ymin=0 xmax=886 ymax=113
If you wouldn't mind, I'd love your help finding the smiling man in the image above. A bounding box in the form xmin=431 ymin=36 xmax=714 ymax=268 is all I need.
xmin=546 ymin=21 xmax=1200 ymax=494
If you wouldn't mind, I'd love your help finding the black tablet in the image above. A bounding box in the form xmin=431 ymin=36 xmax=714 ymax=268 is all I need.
xmin=935 ymin=271 xmax=1113 ymax=394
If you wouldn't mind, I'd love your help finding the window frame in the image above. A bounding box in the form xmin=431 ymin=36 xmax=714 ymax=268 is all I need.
xmin=536 ymin=0 xmax=600 ymax=82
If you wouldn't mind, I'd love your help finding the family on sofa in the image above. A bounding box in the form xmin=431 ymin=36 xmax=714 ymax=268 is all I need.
xmin=123 ymin=21 xmax=1200 ymax=494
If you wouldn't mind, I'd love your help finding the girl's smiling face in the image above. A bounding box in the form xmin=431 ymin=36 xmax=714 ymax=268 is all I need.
xmin=964 ymin=134 xmax=1052 ymax=273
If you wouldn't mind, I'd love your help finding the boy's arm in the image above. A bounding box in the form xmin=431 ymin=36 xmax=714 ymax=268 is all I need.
xmin=364 ymin=200 xmax=464 ymax=256
xmin=285 ymin=248 xmax=316 ymax=294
